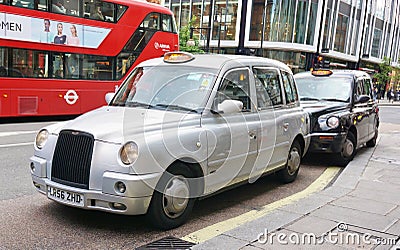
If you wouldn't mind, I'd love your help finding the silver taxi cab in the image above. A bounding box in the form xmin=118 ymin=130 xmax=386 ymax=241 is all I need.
xmin=30 ymin=52 xmax=310 ymax=229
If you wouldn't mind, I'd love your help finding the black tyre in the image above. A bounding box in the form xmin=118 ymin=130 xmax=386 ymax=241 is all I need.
xmin=337 ymin=131 xmax=356 ymax=166
xmin=366 ymin=124 xmax=378 ymax=147
xmin=278 ymin=140 xmax=302 ymax=183
xmin=147 ymin=165 xmax=195 ymax=230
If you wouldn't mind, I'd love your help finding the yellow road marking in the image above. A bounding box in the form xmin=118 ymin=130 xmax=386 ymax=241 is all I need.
xmin=181 ymin=166 xmax=341 ymax=244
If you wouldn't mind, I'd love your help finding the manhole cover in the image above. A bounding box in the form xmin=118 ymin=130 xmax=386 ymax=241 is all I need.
xmin=137 ymin=236 xmax=195 ymax=249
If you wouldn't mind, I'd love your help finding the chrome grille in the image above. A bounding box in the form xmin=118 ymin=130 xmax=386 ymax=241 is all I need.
xmin=51 ymin=130 xmax=94 ymax=189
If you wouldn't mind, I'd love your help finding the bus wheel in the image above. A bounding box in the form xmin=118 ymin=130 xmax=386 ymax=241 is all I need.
xmin=147 ymin=165 xmax=195 ymax=230
xmin=278 ymin=140 xmax=302 ymax=183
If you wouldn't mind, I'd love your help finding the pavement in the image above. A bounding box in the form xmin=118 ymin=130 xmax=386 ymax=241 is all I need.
xmin=377 ymin=99 xmax=400 ymax=106
xmin=190 ymin=103 xmax=400 ymax=249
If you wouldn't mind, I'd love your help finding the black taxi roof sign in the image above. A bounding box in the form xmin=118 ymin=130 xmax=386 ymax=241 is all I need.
xmin=311 ymin=69 xmax=333 ymax=77
xmin=163 ymin=52 xmax=195 ymax=63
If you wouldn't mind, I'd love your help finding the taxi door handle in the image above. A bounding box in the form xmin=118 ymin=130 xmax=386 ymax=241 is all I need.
xmin=248 ymin=131 xmax=257 ymax=140
xmin=283 ymin=122 xmax=289 ymax=131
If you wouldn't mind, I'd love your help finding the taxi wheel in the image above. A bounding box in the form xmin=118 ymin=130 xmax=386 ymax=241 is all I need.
xmin=147 ymin=166 xmax=195 ymax=230
xmin=338 ymin=132 xmax=356 ymax=166
xmin=366 ymin=124 xmax=378 ymax=147
xmin=278 ymin=140 xmax=302 ymax=183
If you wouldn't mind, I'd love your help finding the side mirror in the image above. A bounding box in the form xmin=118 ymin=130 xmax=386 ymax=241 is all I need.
xmin=355 ymin=95 xmax=370 ymax=104
xmin=105 ymin=92 xmax=115 ymax=104
xmin=217 ymin=100 xmax=243 ymax=114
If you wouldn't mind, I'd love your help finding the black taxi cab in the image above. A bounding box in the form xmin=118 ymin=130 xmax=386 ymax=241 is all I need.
xmin=294 ymin=69 xmax=379 ymax=166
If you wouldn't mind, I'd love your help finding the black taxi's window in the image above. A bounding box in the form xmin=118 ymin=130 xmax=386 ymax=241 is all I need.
xmin=296 ymin=77 xmax=352 ymax=102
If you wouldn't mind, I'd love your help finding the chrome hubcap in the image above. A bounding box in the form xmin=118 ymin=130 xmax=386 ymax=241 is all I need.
xmin=287 ymin=148 xmax=301 ymax=175
xmin=342 ymin=138 xmax=354 ymax=158
xmin=162 ymin=176 xmax=189 ymax=219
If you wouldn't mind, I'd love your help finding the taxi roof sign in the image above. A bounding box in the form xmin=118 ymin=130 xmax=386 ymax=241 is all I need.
xmin=164 ymin=52 xmax=195 ymax=63
xmin=311 ymin=69 xmax=333 ymax=76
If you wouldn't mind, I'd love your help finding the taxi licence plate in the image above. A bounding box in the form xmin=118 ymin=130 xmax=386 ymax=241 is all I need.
xmin=47 ymin=186 xmax=84 ymax=207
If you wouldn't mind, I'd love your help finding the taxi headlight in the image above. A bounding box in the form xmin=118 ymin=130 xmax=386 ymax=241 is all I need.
xmin=327 ymin=116 xmax=340 ymax=129
xmin=119 ymin=141 xmax=138 ymax=165
xmin=35 ymin=129 xmax=49 ymax=149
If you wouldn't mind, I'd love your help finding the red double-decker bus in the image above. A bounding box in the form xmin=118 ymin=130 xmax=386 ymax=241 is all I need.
xmin=0 ymin=0 xmax=178 ymax=117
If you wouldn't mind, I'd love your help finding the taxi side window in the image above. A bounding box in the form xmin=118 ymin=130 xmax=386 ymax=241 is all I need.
xmin=218 ymin=69 xmax=251 ymax=111
xmin=281 ymin=71 xmax=298 ymax=104
xmin=253 ymin=67 xmax=283 ymax=108
xmin=355 ymin=79 xmax=364 ymax=96
xmin=364 ymin=78 xmax=373 ymax=98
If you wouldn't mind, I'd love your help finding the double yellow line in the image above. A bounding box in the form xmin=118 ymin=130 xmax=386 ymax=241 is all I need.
xmin=182 ymin=166 xmax=341 ymax=244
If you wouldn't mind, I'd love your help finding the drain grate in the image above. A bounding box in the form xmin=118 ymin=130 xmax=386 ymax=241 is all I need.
xmin=137 ymin=236 xmax=195 ymax=249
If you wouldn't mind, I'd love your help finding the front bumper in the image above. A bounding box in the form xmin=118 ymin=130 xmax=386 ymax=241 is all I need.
xmin=308 ymin=132 xmax=347 ymax=153
xmin=30 ymin=156 xmax=162 ymax=215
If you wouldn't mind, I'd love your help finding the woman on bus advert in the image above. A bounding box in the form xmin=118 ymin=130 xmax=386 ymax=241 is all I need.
xmin=54 ymin=23 xmax=67 ymax=44
xmin=67 ymin=25 xmax=80 ymax=46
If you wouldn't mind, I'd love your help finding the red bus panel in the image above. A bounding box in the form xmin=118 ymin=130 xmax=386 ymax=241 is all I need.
xmin=0 ymin=0 xmax=179 ymax=117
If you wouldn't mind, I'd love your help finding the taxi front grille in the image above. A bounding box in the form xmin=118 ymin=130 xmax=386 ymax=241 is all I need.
xmin=51 ymin=130 xmax=94 ymax=189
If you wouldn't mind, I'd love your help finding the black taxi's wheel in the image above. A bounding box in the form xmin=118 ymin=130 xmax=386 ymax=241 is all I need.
xmin=147 ymin=166 xmax=195 ymax=230
xmin=338 ymin=132 xmax=356 ymax=166
xmin=366 ymin=124 xmax=378 ymax=147
xmin=278 ymin=140 xmax=302 ymax=183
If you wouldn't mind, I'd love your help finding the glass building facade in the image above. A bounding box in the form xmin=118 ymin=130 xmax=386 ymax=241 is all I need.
xmin=163 ymin=0 xmax=400 ymax=72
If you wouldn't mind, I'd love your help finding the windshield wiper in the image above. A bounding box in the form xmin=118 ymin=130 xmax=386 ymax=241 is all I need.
xmin=320 ymin=98 xmax=348 ymax=103
xmin=126 ymin=101 xmax=154 ymax=108
xmin=153 ymin=103 xmax=198 ymax=113
xmin=300 ymin=97 xmax=320 ymax=101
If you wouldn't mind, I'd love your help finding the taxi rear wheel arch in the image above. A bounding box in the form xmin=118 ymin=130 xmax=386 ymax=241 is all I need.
xmin=147 ymin=161 xmax=203 ymax=230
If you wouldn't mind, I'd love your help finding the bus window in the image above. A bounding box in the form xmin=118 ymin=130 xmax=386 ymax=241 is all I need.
xmin=116 ymin=53 xmax=138 ymax=79
xmin=146 ymin=13 xmax=160 ymax=30
xmin=0 ymin=47 xmax=8 ymax=77
xmin=102 ymin=2 xmax=116 ymax=22
xmin=52 ymin=53 xmax=64 ymax=78
xmin=82 ymin=55 xmax=113 ymax=80
xmin=66 ymin=54 xmax=80 ymax=79
xmin=12 ymin=0 xmax=34 ymax=9
xmin=36 ymin=0 xmax=48 ymax=11
xmin=51 ymin=0 xmax=67 ymax=14
xmin=116 ymin=5 xmax=127 ymax=21
xmin=161 ymin=14 xmax=174 ymax=32
xmin=65 ymin=0 xmax=79 ymax=16
xmin=84 ymin=0 xmax=115 ymax=22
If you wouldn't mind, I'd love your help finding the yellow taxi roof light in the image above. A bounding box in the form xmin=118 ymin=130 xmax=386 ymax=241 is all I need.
xmin=311 ymin=69 xmax=333 ymax=76
xmin=164 ymin=52 xmax=195 ymax=63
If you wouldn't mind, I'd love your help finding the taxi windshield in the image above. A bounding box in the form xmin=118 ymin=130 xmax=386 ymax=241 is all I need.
xmin=295 ymin=76 xmax=352 ymax=102
xmin=111 ymin=66 xmax=218 ymax=113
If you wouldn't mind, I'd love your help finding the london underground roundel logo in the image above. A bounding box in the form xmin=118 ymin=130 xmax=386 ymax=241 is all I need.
xmin=64 ymin=90 xmax=79 ymax=105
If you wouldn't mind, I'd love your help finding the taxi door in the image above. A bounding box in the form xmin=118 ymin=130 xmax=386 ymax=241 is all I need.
xmin=202 ymin=68 xmax=260 ymax=191
xmin=352 ymin=78 xmax=370 ymax=144
xmin=250 ymin=67 xmax=285 ymax=179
